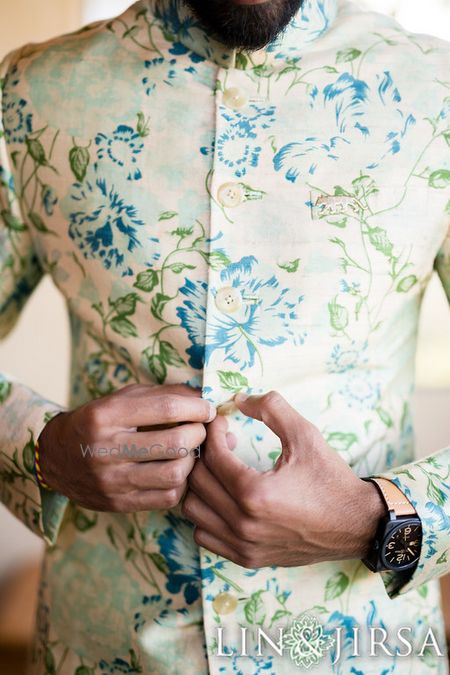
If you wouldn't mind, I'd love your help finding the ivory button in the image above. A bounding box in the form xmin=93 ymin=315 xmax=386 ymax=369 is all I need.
xmin=215 ymin=286 xmax=242 ymax=314
xmin=217 ymin=182 xmax=244 ymax=208
xmin=212 ymin=592 xmax=238 ymax=615
xmin=223 ymin=87 xmax=248 ymax=110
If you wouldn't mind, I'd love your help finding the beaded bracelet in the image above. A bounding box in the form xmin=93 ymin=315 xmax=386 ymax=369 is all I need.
xmin=34 ymin=440 xmax=51 ymax=490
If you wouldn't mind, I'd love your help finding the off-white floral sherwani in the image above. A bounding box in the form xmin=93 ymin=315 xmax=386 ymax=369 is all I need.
xmin=0 ymin=0 xmax=449 ymax=673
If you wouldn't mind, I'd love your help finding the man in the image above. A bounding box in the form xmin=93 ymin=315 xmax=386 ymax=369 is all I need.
xmin=0 ymin=0 xmax=449 ymax=672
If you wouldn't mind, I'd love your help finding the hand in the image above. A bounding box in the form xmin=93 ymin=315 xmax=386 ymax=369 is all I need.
xmin=38 ymin=383 xmax=216 ymax=512
xmin=182 ymin=391 xmax=385 ymax=568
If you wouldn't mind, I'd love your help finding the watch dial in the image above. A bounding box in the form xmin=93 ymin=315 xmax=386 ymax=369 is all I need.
xmin=383 ymin=523 xmax=422 ymax=569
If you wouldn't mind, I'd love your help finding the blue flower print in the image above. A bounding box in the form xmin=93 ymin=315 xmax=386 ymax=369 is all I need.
xmin=339 ymin=373 xmax=381 ymax=411
xmin=157 ymin=513 xmax=201 ymax=605
xmin=142 ymin=46 xmax=203 ymax=95
xmin=99 ymin=650 xmax=141 ymax=675
xmin=153 ymin=0 xmax=199 ymax=38
xmin=327 ymin=340 xmax=368 ymax=374
xmin=42 ymin=184 xmax=57 ymax=216
xmin=274 ymin=70 xmax=416 ymax=181
xmin=176 ymin=278 xmax=207 ymax=370
xmin=218 ymin=652 xmax=275 ymax=674
xmin=95 ymin=125 xmax=144 ymax=181
xmin=177 ymin=256 xmax=305 ymax=371
xmin=66 ymin=177 xmax=145 ymax=275
xmin=202 ymin=105 xmax=276 ymax=178
xmin=2 ymin=92 xmax=33 ymax=144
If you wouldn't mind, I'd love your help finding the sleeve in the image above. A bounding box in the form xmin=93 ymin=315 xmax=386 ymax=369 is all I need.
xmin=0 ymin=51 xmax=69 ymax=546
xmin=373 ymin=225 xmax=450 ymax=598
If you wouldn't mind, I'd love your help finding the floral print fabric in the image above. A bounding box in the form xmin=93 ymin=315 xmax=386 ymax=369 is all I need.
xmin=0 ymin=0 xmax=449 ymax=672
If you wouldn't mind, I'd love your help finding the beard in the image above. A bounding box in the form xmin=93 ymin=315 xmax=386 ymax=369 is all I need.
xmin=183 ymin=0 xmax=305 ymax=51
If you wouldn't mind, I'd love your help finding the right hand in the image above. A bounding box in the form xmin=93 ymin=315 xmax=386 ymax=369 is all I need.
xmin=38 ymin=383 xmax=216 ymax=512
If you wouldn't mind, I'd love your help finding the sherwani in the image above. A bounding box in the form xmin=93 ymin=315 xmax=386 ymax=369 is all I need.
xmin=0 ymin=0 xmax=449 ymax=672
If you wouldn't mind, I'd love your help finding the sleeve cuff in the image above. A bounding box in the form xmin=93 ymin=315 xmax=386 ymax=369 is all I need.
xmin=373 ymin=447 xmax=450 ymax=598
xmin=0 ymin=375 xmax=69 ymax=546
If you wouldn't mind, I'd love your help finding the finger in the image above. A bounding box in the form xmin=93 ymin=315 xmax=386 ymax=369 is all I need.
xmin=111 ymin=486 xmax=186 ymax=512
xmin=234 ymin=391 xmax=305 ymax=447
xmin=126 ymin=453 xmax=195 ymax=490
xmin=113 ymin=422 xmax=206 ymax=463
xmin=105 ymin=391 xmax=216 ymax=428
xmin=182 ymin=490 xmax=241 ymax=548
xmin=116 ymin=383 xmax=202 ymax=399
xmin=193 ymin=528 xmax=255 ymax=569
xmin=188 ymin=460 xmax=241 ymax=528
xmin=203 ymin=416 xmax=258 ymax=500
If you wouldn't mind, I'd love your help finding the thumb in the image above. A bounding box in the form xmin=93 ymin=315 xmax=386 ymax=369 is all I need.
xmin=234 ymin=391 xmax=305 ymax=454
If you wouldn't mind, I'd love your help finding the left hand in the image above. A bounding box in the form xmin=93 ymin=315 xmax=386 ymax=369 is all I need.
xmin=182 ymin=391 xmax=385 ymax=569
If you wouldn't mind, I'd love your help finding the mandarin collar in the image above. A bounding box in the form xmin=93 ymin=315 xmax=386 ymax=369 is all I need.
xmin=146 ymin=0 xmax=338 ymax=68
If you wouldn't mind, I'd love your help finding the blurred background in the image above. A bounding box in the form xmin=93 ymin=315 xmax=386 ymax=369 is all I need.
xmin=0 ymin=0 xmax=449 ymax=672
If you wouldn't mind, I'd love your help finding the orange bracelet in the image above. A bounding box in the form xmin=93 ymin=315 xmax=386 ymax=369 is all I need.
xmin=34 ymin=440 xmax=51 ymax=490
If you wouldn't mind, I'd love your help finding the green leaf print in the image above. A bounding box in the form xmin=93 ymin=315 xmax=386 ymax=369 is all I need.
xmin=367 ymin=226 xmax=393 ymax=257
xmin=136 ymin=111 xmax=151 ymax=137
xmin=159 ymin=341 xmax=185 ymax=367
xmin=325 ymin=432 xmax=358 ymax=453
xmin=44 ymin=646 xmax=56 ymax=675
xmin=217 ymin=370 xmax=249 ymax=393
xmin=324 ymin=571 xmax=349 ymax=601
xmin=376 ymin=407 xmax=394 ymax=428
xmin=328 ymin=297 xmax=349 ymax=332
xmin=26 ymin=137 xmax=47 ymax=165
xmin=22 ymin=439 xmax=36 ymax=475
xmin=73 ymin=508 xmax=97 ymax=532
xmin=110 ymin=316 xmax=138 ymax=338
xmin=110 ymin=292 xmax=140 ymax=316
xmin=244 ymin=591 xmax=266 ymax=626
xmin=270 ymin=608 xmax=292 ymax=624
xmin=277 ymin=258 xmax=301 ymax=273
xmin=158 ymin=210 xmax=178 ymax=221
xmin=396 ymin=275 xmax=417 ymax=293
xmin=235 ymin=51 xmax=249 ymax=69
xmin=151 ymin=293 xmax=171 ymax=321
xmin=417 ymin=584 xmax=428 ymax=599
xmin=146 ymin=354 xmax=167 ymax=384
xmin=428 ymin=169 xmax=450 ymax=189
xmin=1 ymin=209 xmax=26 ymax=232
xmin=436 ymin=551 xmax=448 ymax=564
xmin=169 ymin=262 xmax=196 ymax=274
xmin=75 ymin=667 xmax=95 ymax=675
xmin=426 ymin=477 xmax=446 ymax=507
xmin=268 ymin=449 xmax=282 ymax=466
xmin=129 ymin=649 xmax=142 ymax=672
xmin=134 ymin=269 xmax=159 ymax=292
xmin=202 ymin=250 xmax=232 ymax=270
xmin=336 ymin=48 xmax=361 ymax=63
xmin=69 ymin=144 xmax=90 ymax=182
xmin=148 ymin=552 xmax=169 ymax=574
xmin=29 ymin=212 xmax=52 ymax=234
xmin=0 ymin=380 xmax=11 ymax=403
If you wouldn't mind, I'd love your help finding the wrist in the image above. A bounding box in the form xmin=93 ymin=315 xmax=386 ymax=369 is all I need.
xmin=37 ymin=411 xmax=65 ymax=491
xmin=342 ymin=478 xmax=386 ymax=560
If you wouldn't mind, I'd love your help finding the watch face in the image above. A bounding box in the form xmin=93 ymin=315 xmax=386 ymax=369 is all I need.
xmin=382 ymin=521 xmax=422 ymax=570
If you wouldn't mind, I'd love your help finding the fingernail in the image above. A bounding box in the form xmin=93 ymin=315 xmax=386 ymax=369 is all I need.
xmin=207 ymin=403 xmax=217 ymax=422
xmin=234 ymin=392 xmax=249 ymax=403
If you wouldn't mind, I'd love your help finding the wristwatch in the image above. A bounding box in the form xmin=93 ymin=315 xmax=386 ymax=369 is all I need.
xmin=361 ymin=477 xmax=422 ymax=573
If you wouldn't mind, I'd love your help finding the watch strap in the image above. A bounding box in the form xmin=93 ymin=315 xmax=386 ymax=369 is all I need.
xmin=367 ymin=477 xmax=416 ymax=517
